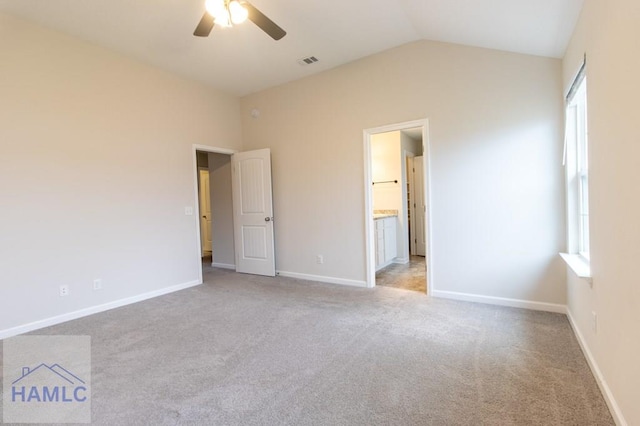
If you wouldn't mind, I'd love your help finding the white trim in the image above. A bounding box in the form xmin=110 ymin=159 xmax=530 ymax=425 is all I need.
xmin=375 ymin=258 xmax=395 ymax=272
xmin=566 ymin=310 xmax=627 ymax=426
xmin=432 ymin=290 xmax=567 ymax=314
xmin=276 ymin=270 xmax=367 ymax=288
xmin=363 ymin=133 xmax=375 ymax=288
xmin=192 ymin=144 xmax=238 ymax=281
xmin=401 ymin=149 xmax=415 ymax=261
xmin=405 ymin=150 xmax=417 ymax=256
xmin=559 ymin=253 xmax=592 ymax=284
xmin=212 ymin=262 xmax=236 ymax=270
xmin=363 ymin=119 xmax=433 ymax=295
xmin=0 ymin=280 xmax=202 ymax=340
xmin=192 ymin=144 xmax=236 ymax=156
xmin=373 ymin=254 xmax=410 ymax=271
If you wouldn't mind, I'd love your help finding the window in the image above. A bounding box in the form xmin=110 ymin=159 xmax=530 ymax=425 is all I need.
xmin=572 ymin=79 xmax=589 ymax=258
xmin=564 ymin=65 xmax=590 ymax=262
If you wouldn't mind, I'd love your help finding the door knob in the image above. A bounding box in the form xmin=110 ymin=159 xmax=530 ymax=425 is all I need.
xmin=265 ymin=217 xmax=271 ymax=222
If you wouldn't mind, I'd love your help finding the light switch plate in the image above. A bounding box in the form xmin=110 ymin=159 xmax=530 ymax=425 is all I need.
xmin=185 ymin=206 xmax=194 ymax=216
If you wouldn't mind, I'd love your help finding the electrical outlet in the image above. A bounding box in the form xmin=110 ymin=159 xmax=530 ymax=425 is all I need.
xmin=316 ymin=255 xmax=324 ymax=264
xmin=59 ymin=285 xmax=69 ymax=297
xmin=93 ymin=279 xmax=103 ymax=291
xmin=184 ymin=206 xmax=194 ymax=216
xmin=592 ymin=311 xmax=598 ymax=333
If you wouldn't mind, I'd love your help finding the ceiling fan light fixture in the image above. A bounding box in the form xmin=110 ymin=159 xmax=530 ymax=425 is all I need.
xmin=214 ymin=9 xmax=232 ymax=27
xmin=194 ymin=0 xmax=286 ymax=40
xmin=205 ymin=0 xmax=225 ymax=18
xmin=229 ymin=1 xmax=248 ymax=24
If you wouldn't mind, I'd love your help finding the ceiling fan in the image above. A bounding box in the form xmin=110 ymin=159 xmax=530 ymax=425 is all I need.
xmin=193 ymin=0 xmax=286 ymax=40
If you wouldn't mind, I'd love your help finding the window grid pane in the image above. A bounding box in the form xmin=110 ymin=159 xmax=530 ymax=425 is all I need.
xmin=568 ymin=77 xmax=589 ymax=258
xmin=577 ymin=82 xmax=589 ymax=256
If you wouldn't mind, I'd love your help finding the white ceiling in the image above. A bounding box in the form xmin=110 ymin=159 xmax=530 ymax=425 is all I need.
xmin=0 ymin=0 xmax=584 ymax=96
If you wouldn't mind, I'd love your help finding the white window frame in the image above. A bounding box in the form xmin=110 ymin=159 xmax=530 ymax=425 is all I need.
xmin=562 ymin=69 xmax=591 ymax=281
xmin=572 ymin=79 xmax=590 ymax=260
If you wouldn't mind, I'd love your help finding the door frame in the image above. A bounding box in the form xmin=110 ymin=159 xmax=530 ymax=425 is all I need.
xmin=404 ymin=151 xmax=416 ymax=256
xmin=192 ymin=144 xmax=237 ymax=285
xmin=363 ymin=119 xmax=434 ymax=293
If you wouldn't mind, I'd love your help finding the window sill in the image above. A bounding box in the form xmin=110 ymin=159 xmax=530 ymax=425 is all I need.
xmin=560 ymin=253 xmax=592 ymax=284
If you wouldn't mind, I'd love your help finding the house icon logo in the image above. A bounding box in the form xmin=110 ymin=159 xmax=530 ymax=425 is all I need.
xmin=3 ymin=335 xmax=91 ymax=424
xmin=11 ymin=363 xmax=88 ymax=403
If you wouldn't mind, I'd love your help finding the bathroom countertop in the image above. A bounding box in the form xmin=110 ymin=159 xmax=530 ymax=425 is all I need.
xmin=374 ymin=214 xmax=397 ymax=219
xmin=373 ymin=210 xmax=398 ymax=220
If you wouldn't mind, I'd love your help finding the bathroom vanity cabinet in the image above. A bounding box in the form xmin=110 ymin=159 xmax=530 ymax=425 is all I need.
xmin=374 ymin=216 xmax=397 ymax=271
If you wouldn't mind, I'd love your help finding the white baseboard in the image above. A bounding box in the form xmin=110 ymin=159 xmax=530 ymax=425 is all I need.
xmin=566 ymin=310 xmax=627 ymax=426
xmin=375 ymin=259 xmax=394 ymax=272
xmin=431 ymin=290 xmax=567 ymax=314
xmin=393 ymin=257 xmax=409 ymax=265
xmin=0 ymin=279 xmax=202 ymax=340
xmin=276 ymin=270 xmax=367 ymax=288
xmin=211 ymin=262 xmax=236 ymax=270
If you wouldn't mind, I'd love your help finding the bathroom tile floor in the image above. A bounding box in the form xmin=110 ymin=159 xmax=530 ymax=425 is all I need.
xmin=376 ymin=255 xmax=427 ymax=293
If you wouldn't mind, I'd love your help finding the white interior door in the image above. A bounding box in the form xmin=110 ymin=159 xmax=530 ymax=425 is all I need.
xmin=199 ymin=169 xmax=212 ymax=254
xmin=231 ymin=148 xmax=275 ymax=276
xmin=413 ymin=156 xmax=427 ymax=256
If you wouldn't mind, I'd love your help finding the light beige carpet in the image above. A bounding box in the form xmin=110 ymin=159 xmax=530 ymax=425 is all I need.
xmin=1 ymin=266 xmax=613 ymax=425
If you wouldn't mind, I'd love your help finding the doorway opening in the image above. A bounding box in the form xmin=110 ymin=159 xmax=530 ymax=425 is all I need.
xmin=192 ymin=145 xmax=277 ymax=285
xmin=194 ymin=148 xmax=236 ymax=281
xmin=198 ymin=168 xmax=212 ymax=261
xmin=363 ymin=119 xmax=433 ymax=294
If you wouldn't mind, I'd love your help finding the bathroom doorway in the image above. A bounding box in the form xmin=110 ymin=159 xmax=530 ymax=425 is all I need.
xmin=363 ymin=119 xmax=433 ymax=294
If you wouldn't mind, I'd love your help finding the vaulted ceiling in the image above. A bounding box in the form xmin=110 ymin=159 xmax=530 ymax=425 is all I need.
xmin=0 ymin=0 xmax=584 ymax=96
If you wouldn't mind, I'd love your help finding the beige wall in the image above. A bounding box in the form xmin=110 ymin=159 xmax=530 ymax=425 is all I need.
xmin=208 ymin=153 xmax=235 ymax=267
xmin=563 ymin=0 xmax=640 ymax=424
xmin=372 ymin=132 xmax=402 ymax=212
xmin=240 ymin=40 xmax=566 ymax=304
xmin=0 ymin=13 xmax=242 ymax=334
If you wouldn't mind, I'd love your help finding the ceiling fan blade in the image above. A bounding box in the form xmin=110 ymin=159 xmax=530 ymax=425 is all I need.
xmin=194 ymin=13 xmax=215 ymax=37
xmin=244 ymin=2 xmax=286 ymax=40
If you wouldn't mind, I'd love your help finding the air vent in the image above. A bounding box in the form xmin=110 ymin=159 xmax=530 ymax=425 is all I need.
xmin=297 ymin=56 xmax=319 ymax=66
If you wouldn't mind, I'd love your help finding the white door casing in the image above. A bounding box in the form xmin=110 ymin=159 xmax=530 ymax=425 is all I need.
xmin=199 ymin=169 xmax=213 ymax=254
xmin=407 ymin=153 xmax=416 ymax=256
xmin=413 ymin=156 xmax=427 ymax=256
xmin=231 ymin=148 xmax=276 ymax=276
